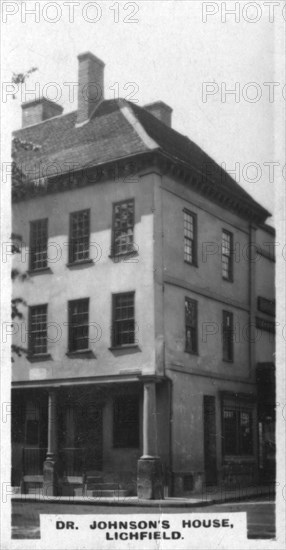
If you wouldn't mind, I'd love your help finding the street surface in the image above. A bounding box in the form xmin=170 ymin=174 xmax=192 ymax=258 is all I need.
xmin=11 ymin=498 xmax=275 ymax=540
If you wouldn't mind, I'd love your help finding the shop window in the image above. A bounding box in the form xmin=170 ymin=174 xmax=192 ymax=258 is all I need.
xmin=222 ymin=405 xmax=253 ymax=456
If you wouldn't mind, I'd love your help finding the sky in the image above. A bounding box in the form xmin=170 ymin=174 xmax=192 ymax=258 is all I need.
xmin=2 ymin=0 xmax=286 ymax=223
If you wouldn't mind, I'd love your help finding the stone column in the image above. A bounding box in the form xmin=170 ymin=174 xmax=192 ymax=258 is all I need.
xmin=137 ymin=381 xmax=163 ymax=499
xmin=43 ymin=390 xmax=58 ymax=496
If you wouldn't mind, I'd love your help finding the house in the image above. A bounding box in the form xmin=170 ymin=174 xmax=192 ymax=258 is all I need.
xmin=11 ymin=52 xmax=275 ymax=498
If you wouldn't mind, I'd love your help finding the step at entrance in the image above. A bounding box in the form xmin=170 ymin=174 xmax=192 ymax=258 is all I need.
xmin=86 ymin=489 xmax=129 ymax=498
xmin=22 ymin=475 xmax=43 ymax=495
xmin=76 ymin=473 xmax=130 ymax=498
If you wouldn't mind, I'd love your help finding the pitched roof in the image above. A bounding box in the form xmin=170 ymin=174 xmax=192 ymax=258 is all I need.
xmin=13 ymin=98 xmax=270 ymax=221
xmin=13 ymin=100 xmax=148 ymax=178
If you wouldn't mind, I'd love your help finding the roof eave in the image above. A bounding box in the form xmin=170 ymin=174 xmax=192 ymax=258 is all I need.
xmin=155 ymin=150 xmax=271 ymax=223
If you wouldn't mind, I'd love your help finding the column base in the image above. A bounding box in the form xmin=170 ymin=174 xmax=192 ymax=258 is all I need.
xmin=43 ymin=458 xmax=59 ymax=496
xmin=137 ymin=457 xmax=164 ymax=500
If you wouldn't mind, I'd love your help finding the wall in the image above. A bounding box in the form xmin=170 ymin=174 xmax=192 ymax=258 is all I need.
xmin=164 ymin=285 xmax=250 ymax=378
xmin=168 ymin=370 xmax=258 ymax=492
xmin=12 ymin=172 xmax=157 ymax=383
xmin=255 ymin=226 xmax=275 ymax=364
xmin=159 ymin=174 xmax=251 ymax=379
xmin=101 ymin=385 xmax=143 ymax=492
xmin=152 ymin=172 xmax=264 ymax=490
xmin=161 ymin=174 xmax=250 ymax=305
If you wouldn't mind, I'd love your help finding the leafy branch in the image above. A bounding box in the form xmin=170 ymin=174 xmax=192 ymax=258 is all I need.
xmin=11 ymin=67 xmax=38 ymax=98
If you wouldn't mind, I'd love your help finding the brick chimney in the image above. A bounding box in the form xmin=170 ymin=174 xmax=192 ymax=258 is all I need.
xmin=77 ymin=52 xmax=105 ymax=125
xmin=144 ymin=101 xmax=172 ymax=127
xmin=21 ymin=98 xmax=63 ymax=128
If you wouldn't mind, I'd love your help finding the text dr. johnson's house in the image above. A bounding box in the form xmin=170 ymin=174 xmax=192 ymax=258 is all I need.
xmin=11 ymin=52 xmax=275 ymax=498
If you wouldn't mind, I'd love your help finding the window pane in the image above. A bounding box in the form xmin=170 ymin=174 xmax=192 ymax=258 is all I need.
xmin=222 ymin=230 xmax=233 ymax=280
xmin=113 ymin=200 xmax=134 ymax=255
xmin=30 ymin=219 xmax=48 ymax=271
xmin=223 ymin=311 xmax=233 ymax=361
xmin=222 ymin=232 xmax=230 ymax=255
xmin=223 ymin=406 xmax=253 ymax=456
xmin=240 ymin=411 xmax=253 ymax=454
xmin=222 ymin=256 xmax=230 ymax=279
xmin=68 ymin=299 xmax=89 ymax=352
xmin=185 ymin=298 xmax=198 ymax=353
xmin=184 ymin=212 xmax=194 ymax=239
xmin=69 ymin=210 xmax=90 ymax=263
xmin=223 ymin=409 xmax=237 ymax=454
xmin=29 ymin=305 xmax=48 ymax=355
xmin=184 ymin=211 xmax=196 ymax=264
xmin=112 ymin=293 xmax=135 ymax=346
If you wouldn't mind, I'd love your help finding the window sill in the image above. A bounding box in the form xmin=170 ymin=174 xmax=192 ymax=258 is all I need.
xmin=27 ymin=267 xmax=52 ymax=276
xmin=223 ymin=359 xmax=234 ymax=364
xmin=184 ymin=260 xmax=198 ymax=268
xmin=185 ymin=349 xmax=199 ymax=356
xmin=109 ymin=250 xmax=139 ymax=262
xmin=27 ymin=353 xmax=52 ymax=363
xmin=223 ymin=455 xmax=255 ymax=463
xmin=66 ymin=349 xmax=95 ymax=359
xmin=66 ymin=259 xmax=94 ymax=268
xmin=222 ymin=277 xmax=233 ymax=283
xmin=113 ymin=445 xmax=140 ymax=449
xmin=109 ymin=344 xmax=140 ymax=352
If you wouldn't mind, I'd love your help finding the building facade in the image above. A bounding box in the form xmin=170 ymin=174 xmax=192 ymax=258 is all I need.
xmin=11 ymin=52 xmax=275 ymax=497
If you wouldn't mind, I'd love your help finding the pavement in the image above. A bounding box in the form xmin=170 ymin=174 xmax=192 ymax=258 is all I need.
xmin=11 ymin=483 xmax=275 ymax=507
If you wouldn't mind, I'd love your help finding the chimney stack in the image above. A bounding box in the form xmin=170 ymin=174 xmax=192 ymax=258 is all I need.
xmin=144 ymin=101 xmax=173 ymax=127
xmin=77 ymin=52 xmax=105 ymax=125
xmin=21 ymin=98 xmax=63 ymax=128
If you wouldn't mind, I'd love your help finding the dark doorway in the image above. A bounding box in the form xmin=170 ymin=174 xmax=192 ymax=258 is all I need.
xmin=23 ymin=393 xmax=48 ymax=476
xmin=204 ymin=395 xmax=217 ymax=485
xmin=59 ymin=389 xmax=103 ymax=476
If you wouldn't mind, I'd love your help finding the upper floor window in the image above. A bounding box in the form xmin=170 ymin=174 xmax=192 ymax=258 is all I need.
xmin=29 ymin=304 xmax=48 ymax=356
xmin=222 ymin=230 xmax=233 ymax=281
xmin=69 ymin=210 xmax=90 ymax=264
xmin=184 ymin=209 xmax=197 ymax=265
xmin=222 ymin=407 xmax=253 ymax=456
xmin=222 ymin=310 xmax=234 ymax=362
xmin=185 ymin=297 xmax=198 ymax=354
xmin=68 ymin=298 xmax=89 ymax=352
xmin=112 ymin=200 xmax=134 ymax=256
xmin=112 ymin=292 xmax=135 ymax=347
xmin=29 ymin=219 xmax=48 ymax=271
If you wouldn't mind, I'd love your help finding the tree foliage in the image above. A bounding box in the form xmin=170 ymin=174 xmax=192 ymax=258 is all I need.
xmin=11 ymin=67 xmax=38 ymax=98
xmin=11 ymin=66 xmax=40 ymax=359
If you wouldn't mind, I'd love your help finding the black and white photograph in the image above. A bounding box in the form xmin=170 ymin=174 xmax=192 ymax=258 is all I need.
xmin=1 ymin=0 xmax=285 ymax=548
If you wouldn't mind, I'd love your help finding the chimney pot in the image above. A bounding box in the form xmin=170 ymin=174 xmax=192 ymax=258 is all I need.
xmin=77 ymin=51 xmax=105 ymax=125
xmin=21 ymin=98 xmax=63 ymax=128
xmin=144 ymin=101 xmax=173 ymax=127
